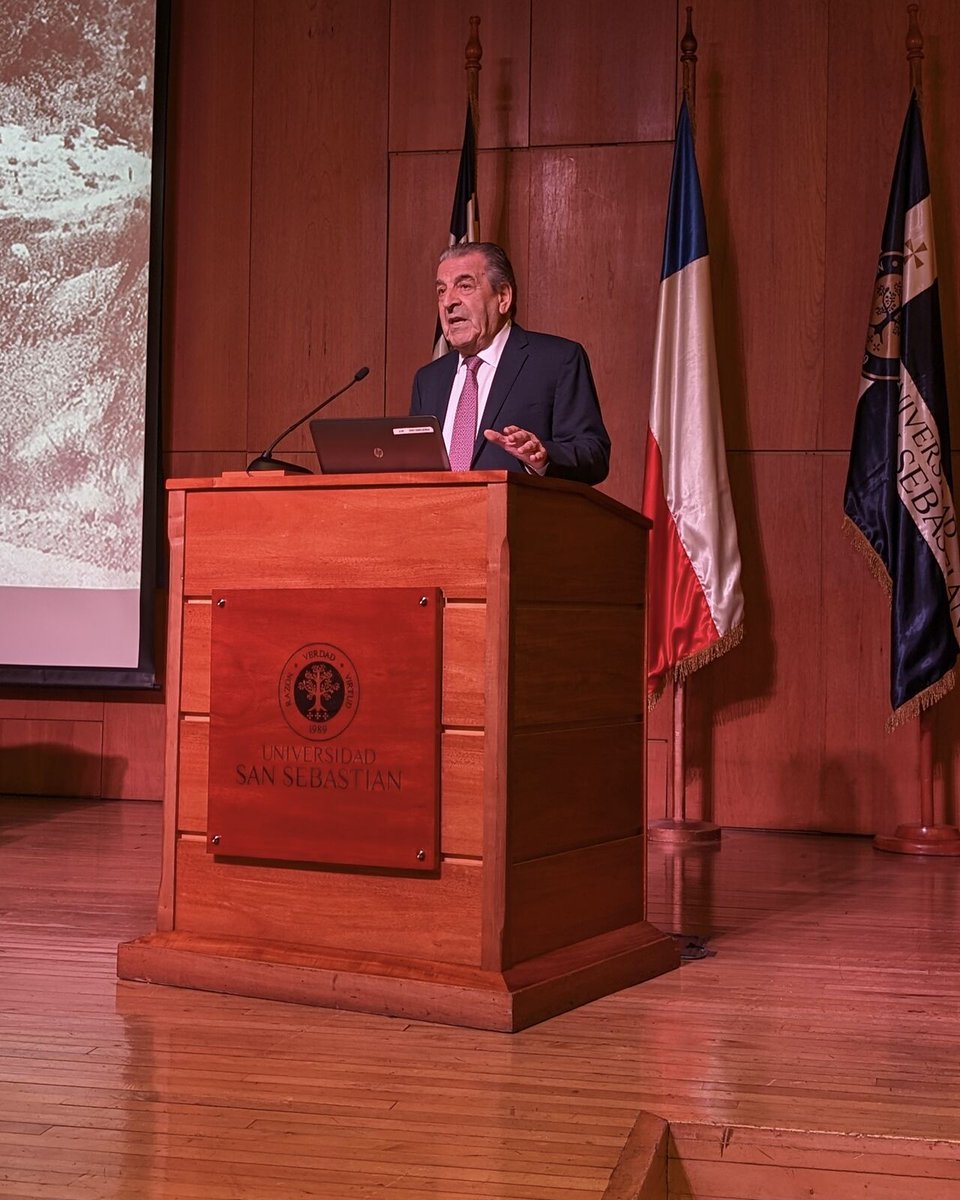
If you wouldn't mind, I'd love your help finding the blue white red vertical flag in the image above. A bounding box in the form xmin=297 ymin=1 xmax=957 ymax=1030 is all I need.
xmin=843 ymin=92 xmax=960 ymax=724
xmin=433 ymin=100 xmax=480 ymax=358
xmin=642 ymin=99 xmax=744 ymax=704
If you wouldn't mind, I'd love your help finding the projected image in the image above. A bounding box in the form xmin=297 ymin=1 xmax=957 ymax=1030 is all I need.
xmin=0 ymin=0 xmax=158 ymax=671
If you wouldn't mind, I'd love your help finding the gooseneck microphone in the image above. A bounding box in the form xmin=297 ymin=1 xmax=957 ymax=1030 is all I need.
xmin=246 ymin=366 xmax=371 ymax=474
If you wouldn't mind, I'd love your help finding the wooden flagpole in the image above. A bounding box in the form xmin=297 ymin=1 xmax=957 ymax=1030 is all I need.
xmin=434 ymin=15 xmax=482 ymax=359
xmin=464 ymin=15 xmax=481 ymax=245
xmin=648 ymin=7 xmax=721 ymax=848
xmin=874 ymin=5 xmax=960 ymax=857
xmin=465 ymin=15 xmax=481 ymax=137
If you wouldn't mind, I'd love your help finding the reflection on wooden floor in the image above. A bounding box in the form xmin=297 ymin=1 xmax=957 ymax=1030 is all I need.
xmin=2 ymin=796 xmax=959 ymax=1198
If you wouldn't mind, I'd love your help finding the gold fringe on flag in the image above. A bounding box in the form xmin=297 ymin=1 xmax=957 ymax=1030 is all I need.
xmin=841 ymin=515 xmax=892 ymax=596
xmin=646 ymin=621 xmax=744 ymax=711
xmin=674 ymin=622 xmax=744 ymax=684
xmin=841 ymin=516 xmax=956 ymax=728
xmin=888 ymin=667 xmax=955 ymax=730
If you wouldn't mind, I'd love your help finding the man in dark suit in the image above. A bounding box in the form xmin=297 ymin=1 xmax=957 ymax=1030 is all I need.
xmin=410 ymin=243 xmax=610 ymax=484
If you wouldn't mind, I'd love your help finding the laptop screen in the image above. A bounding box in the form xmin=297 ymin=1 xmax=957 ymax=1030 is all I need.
xmin=310 ymin=416 xmax=451 ymax=474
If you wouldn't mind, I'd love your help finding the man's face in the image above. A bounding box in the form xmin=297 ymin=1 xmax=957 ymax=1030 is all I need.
xmin=436 ymin=251 xmax=512 ymax=356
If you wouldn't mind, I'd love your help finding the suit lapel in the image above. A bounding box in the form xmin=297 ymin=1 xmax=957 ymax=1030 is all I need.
xmin=473 ymin=325 xmax=528 ymax=464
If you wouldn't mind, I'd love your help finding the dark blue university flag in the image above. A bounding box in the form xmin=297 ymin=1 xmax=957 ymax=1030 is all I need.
xmin=843 ymin=92 xmax=960 ymax=722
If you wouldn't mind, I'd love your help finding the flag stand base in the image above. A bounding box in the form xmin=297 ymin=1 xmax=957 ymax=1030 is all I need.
xmin=874 ymin=824 xmax=960 ymax=856
xmin=655 ymin=683 xmax=723 ymax=846
xmin=648 ymin=819 xmax=721 ymax=845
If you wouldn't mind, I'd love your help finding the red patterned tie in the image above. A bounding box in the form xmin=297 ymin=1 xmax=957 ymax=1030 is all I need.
xmin=449 ymin=355 xmax=482 ymax=471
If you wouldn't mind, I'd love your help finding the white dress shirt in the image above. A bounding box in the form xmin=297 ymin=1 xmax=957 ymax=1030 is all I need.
xmin=441 ymin=320 xmax=513 ymax=453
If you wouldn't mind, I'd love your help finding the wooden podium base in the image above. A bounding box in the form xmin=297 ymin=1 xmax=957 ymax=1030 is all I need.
xmin=118 ymin=921 xmax=679 ymax=1033
xmin=648 ymin=819 xmax=722 ymax=845
xmin=873 ymin=824 xmax=960 ymax=856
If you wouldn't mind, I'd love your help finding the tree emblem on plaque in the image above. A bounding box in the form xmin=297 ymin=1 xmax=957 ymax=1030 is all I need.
xmin=296 ymin=662 xmax=343 ymax=722
xmin=278 ymin=643 xmax=360 ymax=739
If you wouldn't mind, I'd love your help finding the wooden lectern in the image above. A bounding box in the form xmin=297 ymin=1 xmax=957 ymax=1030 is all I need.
xmin=118 ymin=471 xmax=678 ymax=1031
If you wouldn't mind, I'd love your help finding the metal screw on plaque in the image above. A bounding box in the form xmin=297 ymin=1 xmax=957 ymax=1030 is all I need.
xmin=416 ymin=849 xmax=426 ymax=861
xmin=211 ymin=834 xmax=221 ymax=846
xmin=419 ymin=596 xmax=428 ymax=607
xmin=216 ymin=598 xmax=226 ymax=608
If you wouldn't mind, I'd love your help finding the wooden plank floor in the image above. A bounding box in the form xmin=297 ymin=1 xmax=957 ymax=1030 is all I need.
xmin=1 ymin=796 xmax=959 ymax=1198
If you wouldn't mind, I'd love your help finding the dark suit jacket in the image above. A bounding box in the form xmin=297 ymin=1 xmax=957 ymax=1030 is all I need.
xmin=409 ymin=324 xmax=610 ymax=484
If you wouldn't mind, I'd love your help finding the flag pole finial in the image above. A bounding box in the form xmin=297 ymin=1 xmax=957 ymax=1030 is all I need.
xmin=681 ymin=7 xmax=698 ymax=137
xmin=906 ymin=4 xmax=923 ymax=100
xmin=465 ymin=15 xmax=482 ymax=137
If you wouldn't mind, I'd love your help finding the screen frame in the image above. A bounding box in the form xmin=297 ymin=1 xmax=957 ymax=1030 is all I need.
xmin=0 ymin=0 xmax=171 ymax=692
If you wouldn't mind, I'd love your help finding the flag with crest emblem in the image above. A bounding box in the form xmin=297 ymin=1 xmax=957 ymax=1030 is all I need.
xmin=843 ymin=92 xmax=960 ymax=724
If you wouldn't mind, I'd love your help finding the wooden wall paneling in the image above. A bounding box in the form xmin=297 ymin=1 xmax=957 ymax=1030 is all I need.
xmin=684 ymin=453 xmax=822 ymax=830
xmin=174 ymin=839 xmax=483 ymax=966
xmin=14 ymin=695 xmax=104 ymax=721
xmin=100 ymin=698 xmax=166 ymax=801
xmin=694 ymin=0 xmax=827 ymax=452
xmin=164 ymin=452 xmax=247 ymax=481
xmin=646 ymin=678 xmax=674 ymax=819
xmin=922 ymin=5 xmax=960 ymax=452
xmin=0 ymin=665 xmax=114 ymax=803
xmin=529 ymin=0 xmax=676 ymax=147
xmin=646 ymin=733 xmax=669 ymax=822
xmin=385 ymin=149 xmax=532 ymax=419
xmin=821 ymin=2 xmax=910 ymax=452
xmin=474 ymin=150 xmax=533 ymax=300
xmin=165 ymin=0 xmax=254 ymax=453
xmin=247 ymin=1 xmax=390 ymax=458
xmin=820 ymin=454 xmax=920 ymax=834
xmin=938 ymin=452 xmax=960 ymax=830
xmin=388 ymin=0 xmax=531 ymax=152
xmin=0 ymin=720 xmax=103 ymax=797
xmin=934 ymin=697 xmax=960 ymax=832
xmin=25 ymin=0 xmax=946 ymax=837
xmin=647 ymin=680 xmax=675 ymax=744
xmin=524 ymin=145 xmax=673 ymax=514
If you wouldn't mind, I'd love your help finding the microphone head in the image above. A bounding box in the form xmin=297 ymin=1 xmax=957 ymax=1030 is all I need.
xmin=354 ymin=366 xmax=370 ymax=381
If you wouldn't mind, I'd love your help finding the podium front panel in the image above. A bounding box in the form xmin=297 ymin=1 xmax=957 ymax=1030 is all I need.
xmin=207 ymin=586 xmax=441 ymax=871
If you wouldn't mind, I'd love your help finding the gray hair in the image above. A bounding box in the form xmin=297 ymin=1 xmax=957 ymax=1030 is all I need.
xmin=438 ymin=242 xmax=518 ymax=318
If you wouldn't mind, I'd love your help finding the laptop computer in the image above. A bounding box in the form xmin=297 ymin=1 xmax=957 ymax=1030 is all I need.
xmin=309 ymin=416 xmax=451 ymax=474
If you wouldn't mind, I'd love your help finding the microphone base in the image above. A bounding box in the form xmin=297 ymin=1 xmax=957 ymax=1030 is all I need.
xmin=247 ymin=455 xmax=312 ymax=475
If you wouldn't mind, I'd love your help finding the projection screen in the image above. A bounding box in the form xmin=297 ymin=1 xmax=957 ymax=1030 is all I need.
xmin=0 ymin=0 xmax=166 ymax=688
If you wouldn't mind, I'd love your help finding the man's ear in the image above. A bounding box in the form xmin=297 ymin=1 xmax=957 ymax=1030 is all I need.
xmin=497 ymin=285 xmax=513 ymax=315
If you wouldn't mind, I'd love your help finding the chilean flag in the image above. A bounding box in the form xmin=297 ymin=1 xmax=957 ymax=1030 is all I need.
xmin=642 ymin=99 xmax=744 ymax=703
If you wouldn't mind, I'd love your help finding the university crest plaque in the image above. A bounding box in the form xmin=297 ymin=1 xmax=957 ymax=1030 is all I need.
xmin=206 ymin=587 xmax=441 ymax=871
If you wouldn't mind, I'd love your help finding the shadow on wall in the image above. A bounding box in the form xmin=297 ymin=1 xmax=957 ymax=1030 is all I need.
xmin=0 ymin=742 xmax=126 ymax=799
